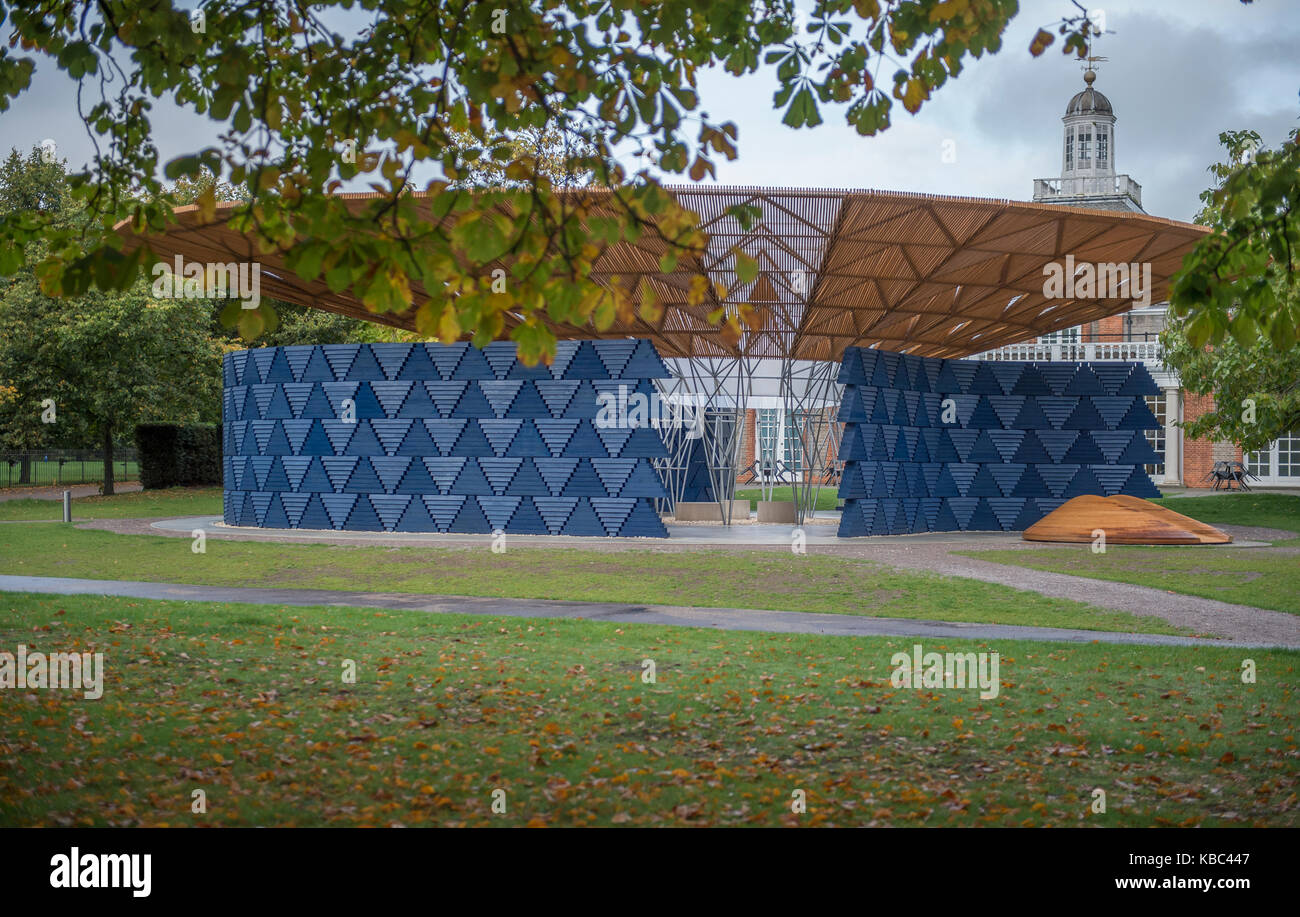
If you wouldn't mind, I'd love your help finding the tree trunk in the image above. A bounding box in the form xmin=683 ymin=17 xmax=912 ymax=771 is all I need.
xmin=102 ymin=423 xmax=115 ymax=496
xmin=18 ymin=455 xmax=31 ymax=485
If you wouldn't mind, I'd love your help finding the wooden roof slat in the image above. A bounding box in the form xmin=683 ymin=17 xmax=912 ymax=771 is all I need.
xmin=116 ymin=186 xmax=1209 ymax=362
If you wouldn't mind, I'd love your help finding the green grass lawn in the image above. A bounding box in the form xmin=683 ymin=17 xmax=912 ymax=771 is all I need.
xmin=1151 ymin=493 xmax=1300 ymax=537
xmin=0 ymin=522 xmax=1186 ymax=634
xmin=960 ymin=544 xmax=1300 ymax=615
xmin=0 ymin=486 xmax=223 ymax=521
xmin=1 ymin=592 xmax=1292 ymax=828
xmin=961 ymin=494 xmax=1300 ymax=615
xmin=733 ymin=484 xmax=841 ymax=512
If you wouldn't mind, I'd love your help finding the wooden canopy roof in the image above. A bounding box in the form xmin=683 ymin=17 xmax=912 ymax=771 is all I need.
xmin=120 ymin=186 xmax=1208 ymax=362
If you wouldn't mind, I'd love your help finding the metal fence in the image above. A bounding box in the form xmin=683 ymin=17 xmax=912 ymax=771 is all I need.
xmin=1 ymin=449 xmax=141 ymax=489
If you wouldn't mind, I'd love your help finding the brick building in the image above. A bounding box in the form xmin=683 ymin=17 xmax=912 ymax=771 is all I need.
xmin=736 ymin=400 xmax=838 ymax=487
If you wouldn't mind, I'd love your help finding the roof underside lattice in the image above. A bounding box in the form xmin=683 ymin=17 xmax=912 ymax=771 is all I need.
xmin=123 ymin=186 xmax=1208 ymax=362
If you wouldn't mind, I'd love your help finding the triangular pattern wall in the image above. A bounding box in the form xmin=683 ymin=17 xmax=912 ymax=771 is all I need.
xmin=678 ymin=437 xmax=717 ymax=503
xmin=836 ymin=347 xmax=1161 ymax=537
xmin=222 ymin=341 xmax=672 ymax=537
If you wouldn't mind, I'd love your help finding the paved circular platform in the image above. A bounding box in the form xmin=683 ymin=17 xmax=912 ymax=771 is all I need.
xmin=151 ymin=515 xmax=1036 ymax=547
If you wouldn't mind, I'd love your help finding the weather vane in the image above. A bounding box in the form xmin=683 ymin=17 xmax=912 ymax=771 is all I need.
xmin=1082 ymin=16 xmax=1108 ymax=84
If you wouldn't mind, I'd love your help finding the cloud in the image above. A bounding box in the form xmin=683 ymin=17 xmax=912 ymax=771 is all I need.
xmin=971 ymin=5 xmax=1300 ymax=220
xmin=689 ymin=0 xmax=1299 ymax=221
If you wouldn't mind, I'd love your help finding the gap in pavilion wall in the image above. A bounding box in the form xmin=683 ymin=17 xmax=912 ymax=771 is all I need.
xmin=678 ymin=437 xmax=717 ymax=503
xmin=221 ymin=340 xmax=671 ymax=537
xmin=836 ymin=347 xmax=1162 ymax=537
xmin=676 ymin=414 xmax=739 ymax=504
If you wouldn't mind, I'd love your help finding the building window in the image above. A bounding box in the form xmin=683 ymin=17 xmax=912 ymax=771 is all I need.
xmin=1249 ymin=431 xmax=1300 ymax=480
xmin=1039 ymin=327 xmax=1080 ymax=344
xmin=1282 ymin=432 xmax=1300 ymax=477
xmin=1245 ymin=445 xmax=1268 ymax=478
xmin=1078 ymin=128 xmax=1092 ymax=164
xmin=784 ymin=410 xmax=805 ymax=474
xmin=757 ymin=408 xmax=779 ymax=475
xmin=1097 ymin=127 xmax=1108 ymax=167
xmin=1144 ymin=394 xmax=1166 ymax=477
xmin=1065 ymin=128 xmax=1073 ymax=171
xmin=1037 ymin=326 xmax=1081 ymax=358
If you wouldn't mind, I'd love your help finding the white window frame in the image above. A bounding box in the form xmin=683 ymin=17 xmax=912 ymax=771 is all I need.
xmin=1144 ymin=394 xmax=1166 ymax=477
xmin=1246 ymin=432 xmax=1300 ymax=484
xmin=755 ymin=408 xmax=798 ymax=482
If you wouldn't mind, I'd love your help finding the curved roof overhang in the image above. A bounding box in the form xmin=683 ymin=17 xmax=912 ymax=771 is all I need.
xmin=116 ymin=186 xmax=1209 ymax=362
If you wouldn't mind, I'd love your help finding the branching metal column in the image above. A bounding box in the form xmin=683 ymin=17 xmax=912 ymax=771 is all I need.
xmin=679 ymin=354 xmax=752 ymax=525
xmin=778 ymin=358 xmax=844 ymax=526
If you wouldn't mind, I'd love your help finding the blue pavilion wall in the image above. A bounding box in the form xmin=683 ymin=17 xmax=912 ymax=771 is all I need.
xmin=836 ymin=347 xmax=1162 ymax=537
xmin=221 ymin=340 xmax=671 ymax=537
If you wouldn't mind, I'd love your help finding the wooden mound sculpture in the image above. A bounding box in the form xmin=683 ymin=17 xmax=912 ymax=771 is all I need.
xmin=1023 ymin=494 xmax=1232 ymax=544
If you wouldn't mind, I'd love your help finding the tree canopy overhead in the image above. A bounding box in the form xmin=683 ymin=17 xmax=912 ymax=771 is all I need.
xmin=2 ymin=0 xmax=1247 ymax=366
xmin=1169 ymin=124 xmax=1300 ymax=353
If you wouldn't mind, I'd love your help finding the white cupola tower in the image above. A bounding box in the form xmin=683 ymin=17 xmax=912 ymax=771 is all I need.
xmin=1062 ymin=67 xmax=1115 ymax=182
xmin=1033 ymin=62 xmax=1144 ymax=212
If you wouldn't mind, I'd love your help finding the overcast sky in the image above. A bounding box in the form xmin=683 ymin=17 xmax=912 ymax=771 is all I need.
xmin=685 ymin=0 xmax=1300 ymax=221
xmin=3 ymin=0 xmax=1296 ymax=223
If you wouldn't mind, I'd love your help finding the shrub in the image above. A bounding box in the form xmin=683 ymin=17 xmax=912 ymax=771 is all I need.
xmin=135 ymin=424 xmax=221 ymax=489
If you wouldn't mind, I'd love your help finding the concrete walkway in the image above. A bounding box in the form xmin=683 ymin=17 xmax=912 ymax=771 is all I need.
xmin=0 ymin=573 xmax=1282 ymax=648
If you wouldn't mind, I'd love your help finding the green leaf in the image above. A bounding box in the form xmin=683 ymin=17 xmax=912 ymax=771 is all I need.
xmin=734 ymin=251 xmax=759 ymax=284
xmin=781 ymin=86 xmax=823 ymax=129
xmin=164 ymin=155 xmax=201 ymax=180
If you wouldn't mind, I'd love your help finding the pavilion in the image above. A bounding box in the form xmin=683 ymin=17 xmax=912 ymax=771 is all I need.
xmin=120 ymin=187 xmax=1209 ymax=528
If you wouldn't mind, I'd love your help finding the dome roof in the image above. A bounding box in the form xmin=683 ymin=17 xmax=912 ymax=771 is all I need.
xmin=1065 ymin=70 xmax=1113 ymax=116
xmin=1066 ymin=87 xmax=1112 ymax=115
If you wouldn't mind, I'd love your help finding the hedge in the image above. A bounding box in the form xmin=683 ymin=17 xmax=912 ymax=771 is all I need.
xmin=134 ymin=424 xmax=222 ymax=489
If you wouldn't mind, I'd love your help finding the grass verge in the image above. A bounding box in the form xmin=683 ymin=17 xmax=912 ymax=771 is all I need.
xmin=0 ymin=487 xmax=223 ymax=521
xmin=0 ymin=523 xmax=1185 ymax=634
